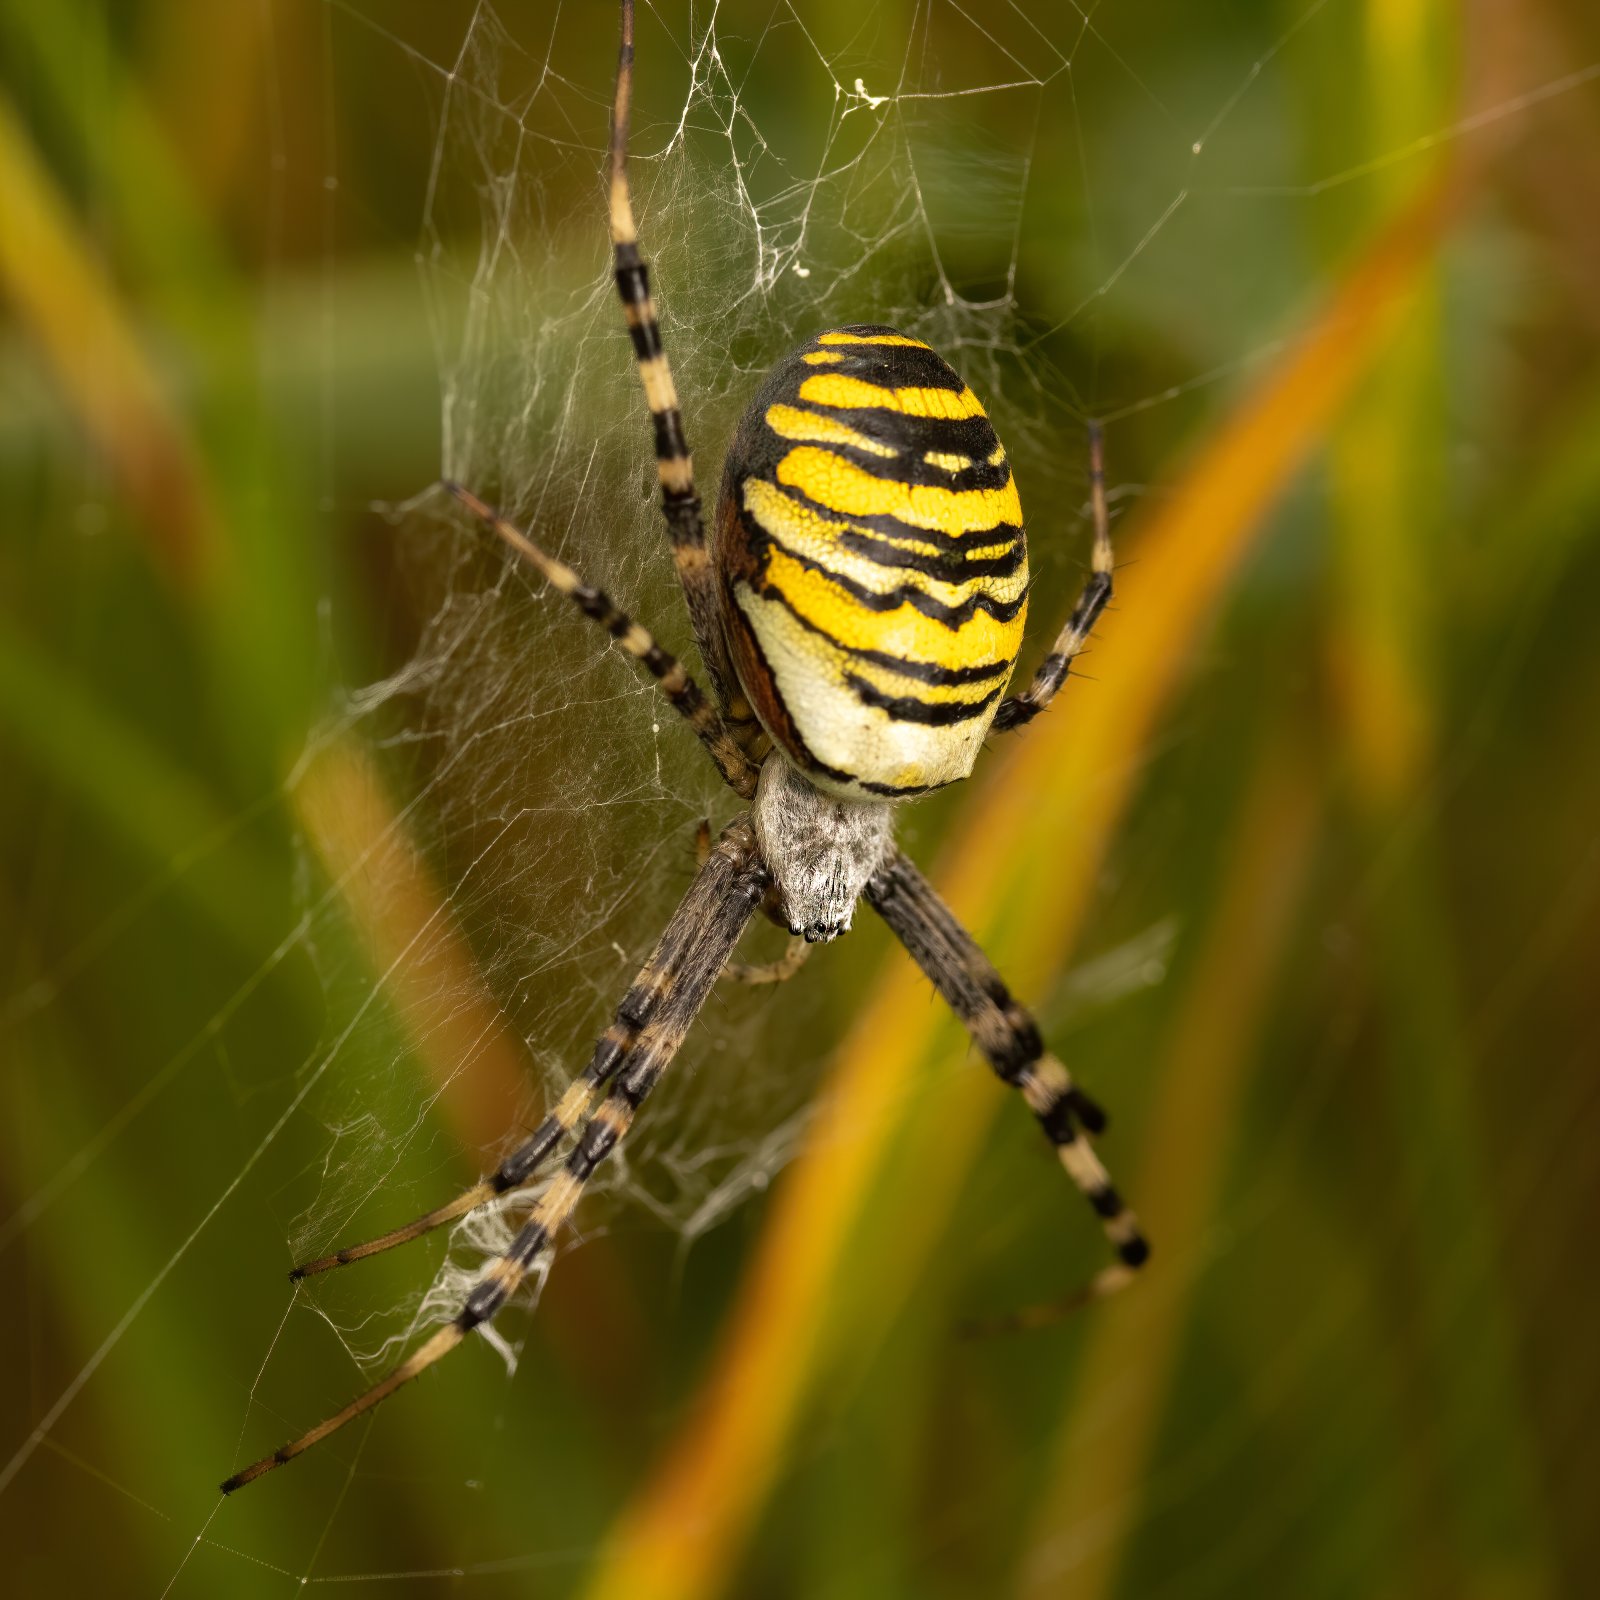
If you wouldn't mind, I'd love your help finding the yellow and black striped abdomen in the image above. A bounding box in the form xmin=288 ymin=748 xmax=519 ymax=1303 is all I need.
xmin=715 ymin=326 xmax=1027 ymax=798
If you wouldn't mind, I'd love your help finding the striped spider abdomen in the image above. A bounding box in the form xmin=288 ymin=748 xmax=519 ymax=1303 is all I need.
xmin=716 ymin=326 xmax=1029 ymax=800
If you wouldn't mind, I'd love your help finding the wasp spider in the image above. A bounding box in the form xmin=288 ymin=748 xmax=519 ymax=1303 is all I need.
xmin=222 ymin=0 xmax=1145 ymax=1494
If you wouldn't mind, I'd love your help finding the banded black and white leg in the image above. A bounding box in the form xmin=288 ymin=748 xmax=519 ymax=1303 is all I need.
xmin=443 ymin=482 xmax=757 ymax=799
xmin=607 ymin=0 xmax=757 ymax=749
xmin=866 ymin=847 xmax=1147 ymax=1325
xmin=993 ymin=421 xmax=1115 ymax=734
xmin=291 ymin=861 xmax=707 ymax=1281
xmin=223 ymin=821 xmax=770 ymax=1492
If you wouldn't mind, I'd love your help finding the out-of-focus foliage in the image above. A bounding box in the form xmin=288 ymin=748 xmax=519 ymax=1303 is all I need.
xmin=2 ymin=3 xmax=1598 ymax=1597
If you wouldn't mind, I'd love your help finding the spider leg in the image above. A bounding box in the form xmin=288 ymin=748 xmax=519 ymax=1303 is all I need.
xmin=724 ymin=936 xmax=811 ymax=987
xmin=993 ymin=421 xmax=1114 ymax=734
xmin=444 ymin=483 xmax=757 ymax=798
xmin=607 ymin=1 xmax=754 ymax=746
xmin=291 ymin=883 xmax=689 ymax=1279
xmin=866 ymin=846 xmax=1148 ymax=1324
xmin=224 ymin=820 xmax=769 ymax=1493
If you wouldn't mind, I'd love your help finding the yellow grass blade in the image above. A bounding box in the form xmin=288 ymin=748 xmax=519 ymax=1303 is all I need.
xmin=291 ymin=736 xmax=530 ymax=1153
xmin=1016 ymin=744 xmax=1319 ymax=1599
xmin=0 ymin=95 xmax=220 ymax=591
xmin=579 ymin=162 xmax=1466 ymax=1600
xmin=290 ymin=736 xmax=644 ymax=1393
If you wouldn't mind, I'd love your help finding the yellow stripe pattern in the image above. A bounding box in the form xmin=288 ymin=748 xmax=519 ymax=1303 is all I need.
xmin=718 ymin=326 xmax=1028 ymax=797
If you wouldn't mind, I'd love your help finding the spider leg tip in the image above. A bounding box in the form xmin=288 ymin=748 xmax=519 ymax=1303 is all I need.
xmin=440 ymin=480 xmax=492 ymax=520
xmin=954 ymin=1307 xmax=1040 ymax=1341
xmin=221 ymin=1446 xmax=294 ymax=1495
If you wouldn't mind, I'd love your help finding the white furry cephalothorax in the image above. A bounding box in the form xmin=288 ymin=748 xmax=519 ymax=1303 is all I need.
xmin=751 ymin=754 xmax=895 ymax=942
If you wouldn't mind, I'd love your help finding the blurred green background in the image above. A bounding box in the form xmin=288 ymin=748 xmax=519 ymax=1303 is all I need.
xmin=3 ymin=1 xmax=1598 ymax=1596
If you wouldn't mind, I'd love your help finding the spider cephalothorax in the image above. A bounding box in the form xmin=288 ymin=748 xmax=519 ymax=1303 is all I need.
xmin=750 ymin=755 xmax=894 ymax=943
xmin=223 ymin=0 xmax=1143 ymax=1497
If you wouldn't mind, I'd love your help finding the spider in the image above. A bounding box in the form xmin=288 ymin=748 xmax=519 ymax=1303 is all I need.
xmin=221 ymin=0 xmax=1146 ymax=1495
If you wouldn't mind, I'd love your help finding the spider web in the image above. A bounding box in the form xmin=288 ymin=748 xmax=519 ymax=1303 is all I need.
xmin=3 ymin=0 xmax=1597 ymax=1594
xmin=288 ymin=0 xmax=1169 ymax=1284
